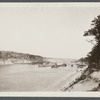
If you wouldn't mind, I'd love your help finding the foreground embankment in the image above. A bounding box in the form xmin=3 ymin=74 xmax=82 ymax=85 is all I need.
xmin=63 ymin=67 xmax=100 ymax=91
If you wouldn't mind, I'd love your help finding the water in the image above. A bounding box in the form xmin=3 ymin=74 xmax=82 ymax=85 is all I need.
xmin=0 ymin=64 xmax=75 ymax=92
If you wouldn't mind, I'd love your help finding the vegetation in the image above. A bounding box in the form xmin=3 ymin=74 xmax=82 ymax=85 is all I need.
xmin=0 ymin=51 xmax=43 ymax=64
xmin=84 ymin=15 xmax=100 ymax=69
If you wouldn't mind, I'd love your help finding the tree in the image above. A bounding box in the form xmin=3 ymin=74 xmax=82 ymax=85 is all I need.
xmin=84 ymin=15 xmax=100 ymax=69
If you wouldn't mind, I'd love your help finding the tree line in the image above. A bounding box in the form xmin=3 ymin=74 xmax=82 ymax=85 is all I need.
xmin=83 ymin=15 xmax=100 ymax=69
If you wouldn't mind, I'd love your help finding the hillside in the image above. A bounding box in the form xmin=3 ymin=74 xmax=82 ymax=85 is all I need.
xmin=0 ymin=51 xmax=43 ymax=65
xmin=0 ymin=51 xmax=76 ymax=66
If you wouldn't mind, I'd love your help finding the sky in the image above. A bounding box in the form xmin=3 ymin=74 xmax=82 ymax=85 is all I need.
xmin=0 ymin=3 xmax=100 ymax=59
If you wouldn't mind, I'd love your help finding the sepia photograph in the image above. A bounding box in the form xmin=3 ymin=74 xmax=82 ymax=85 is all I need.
xmin=0 ymin=3 xmax=100 ymax=97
